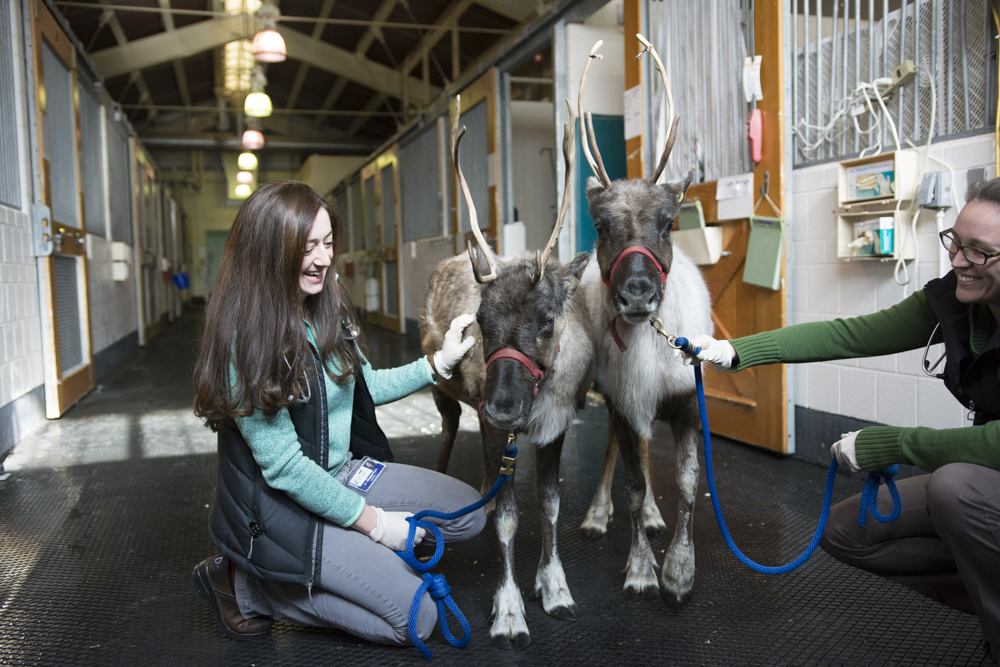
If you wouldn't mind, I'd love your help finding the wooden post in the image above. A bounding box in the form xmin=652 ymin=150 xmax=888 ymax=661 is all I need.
xmin=623 ymin=0 xmax=643 ymax=179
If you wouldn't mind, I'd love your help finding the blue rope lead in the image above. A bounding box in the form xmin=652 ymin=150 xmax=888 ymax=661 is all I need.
xmin=673 ymin=336 xmax=901 ymax=574
xmin=395 ymin=442 xmax=518 ymax=660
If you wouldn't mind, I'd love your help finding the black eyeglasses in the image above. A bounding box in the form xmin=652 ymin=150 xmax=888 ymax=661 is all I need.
xmin=939 ymin=229 xmax=1000 ymax=266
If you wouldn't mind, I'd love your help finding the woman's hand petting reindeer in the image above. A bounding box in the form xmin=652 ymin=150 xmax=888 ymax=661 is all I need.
xmin=432 ymin=313 xmax=477 ymax=379
xmin=674 ymin=334 xmax=736 ymax=372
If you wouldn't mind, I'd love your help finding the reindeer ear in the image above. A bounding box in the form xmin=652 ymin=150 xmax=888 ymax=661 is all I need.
xmin=559 ymin=252 xmax=590 ymax=299
xmin=662 ymin=168 xmax=695 ymax=203
xmin=585 ymin=176 xmax=605 ymax=194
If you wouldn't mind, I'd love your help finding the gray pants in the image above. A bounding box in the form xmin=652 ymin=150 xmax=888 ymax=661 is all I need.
xmin=820 ymin=463 xmax=1000 ymax=653
xmin=234 ymin=458 xmax=487 ymax=645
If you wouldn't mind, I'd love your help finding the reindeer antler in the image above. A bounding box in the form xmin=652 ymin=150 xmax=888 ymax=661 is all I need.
xmin=577 ymin=41 xmax=611 ymax=189
xmin=452 ymin=94 xmax=497 ymax=283
xmin=636 ymin=33 xmax=680 ymax=184
xmin=532 ymin=99 xmax=577 ymax=284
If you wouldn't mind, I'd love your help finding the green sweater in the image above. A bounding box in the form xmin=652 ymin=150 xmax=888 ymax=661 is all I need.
xmin=730 ymin=291 xmax=1000 ymax=473
xmin=234 ymin=323 xmax=434 ymax=527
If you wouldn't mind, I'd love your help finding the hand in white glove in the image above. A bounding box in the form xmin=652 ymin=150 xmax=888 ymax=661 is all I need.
xmin=831 ymin=431 xmax=862 ymax=472
xmin=673 ymin=334 xmax=736 ymax=372
xmin=432 ymin=313 xmax=477 ymax=379
xmin=369 ymin=507 xmax=426 ymax=552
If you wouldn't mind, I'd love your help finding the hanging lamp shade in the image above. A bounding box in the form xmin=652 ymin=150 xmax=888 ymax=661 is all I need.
xmin=252 ymin=29 xmax=286 ymax=62
xmin=244 ymin=91 xmax=272 ymax=117
xmin=236 ymin=171 xmax=254 ymax=185
xmin=242 ymin=128 xmax=264 ymax=149
xmin=235 ymin=183 xmax=252 ymax=198
xmin=238 ymin=152 xmax=258 ymax=170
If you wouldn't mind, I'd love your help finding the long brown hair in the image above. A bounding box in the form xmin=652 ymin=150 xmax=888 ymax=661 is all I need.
xmin=193 ymin=180 xmax=365 ymax=432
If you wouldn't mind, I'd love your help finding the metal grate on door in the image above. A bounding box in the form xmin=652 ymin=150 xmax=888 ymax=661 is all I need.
xmin=42 ymin=40 xmax=78 ymax=227
xmin=364 ymin=177 xmax=377 ymax=251
xmin=54 ymin=255 xmax=84 ymax=374
xmin=456 ymin=100 xmax=490 ymax=234
xmin=78 ymin=72 xmax=106 ymax=237
xmin=380 ymin=164 xmax=396 ymax=246
xmin=0 ymin=0 xmax=21 ymax=209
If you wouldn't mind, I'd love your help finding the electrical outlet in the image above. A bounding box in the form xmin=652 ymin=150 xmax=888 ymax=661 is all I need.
xmin=968 ymin=167 xmax=987 ymax=187
xmin=881 ymin=60 xmax=917 ymax=98
xmin=918 ymin=172 xmax=953 ymax=209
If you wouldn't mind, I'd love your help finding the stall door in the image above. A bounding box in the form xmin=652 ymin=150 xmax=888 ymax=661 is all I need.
xmin=133 ymin=147 xmax=160 ymax=343
xmin=451 ymin=69 xmax=501 ymax=255
xmin=31 ymin=2 xmax=94 ymax=417
xmin=360 ymin=151 xmax=402 ymax=332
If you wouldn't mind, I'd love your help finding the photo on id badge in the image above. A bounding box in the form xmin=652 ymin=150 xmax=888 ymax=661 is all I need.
xmin=346 ymin=456 xmax=386 ymax=493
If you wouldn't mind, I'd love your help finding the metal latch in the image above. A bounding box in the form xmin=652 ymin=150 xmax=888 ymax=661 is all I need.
xmin=30 ymin=204 xmax=53 ymax=257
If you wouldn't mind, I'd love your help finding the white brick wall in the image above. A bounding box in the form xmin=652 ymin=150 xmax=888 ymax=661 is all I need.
xmin=789 ymin=133 xmax=994 ymax=430
xmin=86 ymin=234 xmax=136 ymax=353
xmin=0 ymin=204 xmax=44 ymax=409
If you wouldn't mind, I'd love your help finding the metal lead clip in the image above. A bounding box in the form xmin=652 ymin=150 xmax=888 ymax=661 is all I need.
xmin=649 ymin=317 xmax=682 ymax=349
xmin=500 ymin=431 xmax=517 ymax=476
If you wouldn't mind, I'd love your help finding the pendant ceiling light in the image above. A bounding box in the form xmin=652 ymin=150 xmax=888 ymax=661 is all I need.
xmin=236 ymin=170 xmax=254 ymax=185
xmin=252 ymin=2 xmax=286 ymax=64
xmin=244 ymin=66 xmax=272 ymax=117
xmin=242 ymin=129 xmax=264 ymax=149
xmin=238 ymin=152 xmax=258 ymax=170
xmin=235 ymin=183 xmax=252 ymax=198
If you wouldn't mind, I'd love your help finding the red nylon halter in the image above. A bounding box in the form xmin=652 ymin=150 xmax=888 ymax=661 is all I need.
xmin=602 ymin=245 xmax=668 ymax=289
xmin=485 ymin=348 xmax=545 ymax=397
xmin=604 ymin=246 xmax=668 ymax=352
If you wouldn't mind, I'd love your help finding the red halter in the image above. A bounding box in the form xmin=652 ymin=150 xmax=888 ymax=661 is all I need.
xmin=602 ymin=245 xmax=668 ymax=289
xmin=485 ymin=348 xmax=545 ymax=397
xmin=604 ymin=246 xmax=668 ymax=352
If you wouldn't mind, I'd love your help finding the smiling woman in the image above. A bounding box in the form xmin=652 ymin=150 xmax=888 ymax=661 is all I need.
xmin=189 ymin=180 xmax=483 ymax=647
xmin=680 ymin=179 xmax=1000 ymax=661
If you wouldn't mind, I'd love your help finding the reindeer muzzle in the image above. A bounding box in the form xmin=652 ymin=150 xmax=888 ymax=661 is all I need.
xmin=602 ymin=245 xmax=668 ymax=290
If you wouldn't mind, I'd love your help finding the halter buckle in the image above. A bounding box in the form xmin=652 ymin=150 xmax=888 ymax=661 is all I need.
xmin=649 ymin=317 xmax=681 ymax=348
xmin=500 ymin=431 xmax=517 ymax=476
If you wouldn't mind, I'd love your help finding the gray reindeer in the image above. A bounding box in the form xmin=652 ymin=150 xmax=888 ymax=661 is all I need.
xmin=419 ymin=95 xmax=592 ymax=649
xmin=576 ymin=36 xmax=712 ymax=608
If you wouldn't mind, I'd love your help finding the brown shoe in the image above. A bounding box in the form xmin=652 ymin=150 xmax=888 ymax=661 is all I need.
xmin=193 ymin=556 xmax=273 ymax=640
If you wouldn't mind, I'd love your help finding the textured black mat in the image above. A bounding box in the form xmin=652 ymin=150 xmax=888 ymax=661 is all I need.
xmin=0 ymin=310 xmax=992 ymax=666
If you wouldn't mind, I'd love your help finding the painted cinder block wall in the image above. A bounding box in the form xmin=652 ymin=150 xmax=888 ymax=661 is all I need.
xmin=788 ymin=133 xmax=995 ymax=460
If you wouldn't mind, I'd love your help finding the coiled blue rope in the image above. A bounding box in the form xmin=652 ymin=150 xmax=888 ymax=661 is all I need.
xmin=673 ymin=336 xmax=901 ymax=574
xmin=395 ymin=442 xmax=518 ymax=660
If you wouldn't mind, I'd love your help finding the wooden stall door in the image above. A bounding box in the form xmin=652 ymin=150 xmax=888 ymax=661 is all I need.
xmin=450 ymin=69 xmax=501 ymax=255
xmin=31 ymin=1 xmax=94 ymax=417
xmin=132 ymin=146 xmax=160 ymax=343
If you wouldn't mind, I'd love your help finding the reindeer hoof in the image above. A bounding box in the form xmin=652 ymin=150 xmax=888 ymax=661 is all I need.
xmin=660 ymin=587 xmax=694 ymax=610
xmin=546 ymin=603 xmax=581 ymax=621
xmin=491 ymin=631 xmax=531 ymax=651
xmin=622 ymin=581 xmax=659 ymax=599
xmin=579 ymin=524 xmax=607 ymax=539
xmin=644 ymin=522 xmax=668 ymax=538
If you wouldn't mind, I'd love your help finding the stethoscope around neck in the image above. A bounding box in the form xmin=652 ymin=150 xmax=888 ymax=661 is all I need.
xmin=922 ymin=323 xmax=946 ymax=379
xmin=283 ymin=321 xmax=361 ymax=402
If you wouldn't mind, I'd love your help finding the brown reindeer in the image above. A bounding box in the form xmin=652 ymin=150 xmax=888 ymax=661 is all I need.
xmin=419 ymin=95 xmax=592 ymax=649
xmin=576 ymin=36 xmax=713 ymax=609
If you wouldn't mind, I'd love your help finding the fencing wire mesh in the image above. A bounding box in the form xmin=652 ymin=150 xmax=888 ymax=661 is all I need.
xmin=792 ymin=0 xmax=989 ymax=166
xmin=648 ymin=0 xmax=754 ymax=184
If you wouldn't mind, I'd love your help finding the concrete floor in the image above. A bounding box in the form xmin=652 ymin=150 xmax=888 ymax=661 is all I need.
xmin=0 ymin=307 xmax=992 ymax=666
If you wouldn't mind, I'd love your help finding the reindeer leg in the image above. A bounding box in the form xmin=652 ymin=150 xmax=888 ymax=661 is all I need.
xmin=639 ymin=435 xmax=668 ymax=537
xmin=533 ymin=434 xmax=580 ymax=620
xmin=479 ymin=418 xmax=496 ymax=516
xmin=432 ymin=386 xmax=462 ymax=474
xmin=488 ymin=438 xmax=530 ymax=650
xmin=609 ymin=406 xmax=659 ymax=599
xmin=580 ymin=419 xmax=617 ymax=538
xmin=659 ymin=392 xmax=700 ymax=610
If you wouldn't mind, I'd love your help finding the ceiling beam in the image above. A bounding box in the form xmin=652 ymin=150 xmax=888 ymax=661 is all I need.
xmin=285 ymin=0 xmax=336 ymax=110
xmin=87 ymin=16 xmax=440 ymax=104
xmin=310 ymin=0 xmax=398 ymax=128
xmin=99 ymin=0 xmax=158 ymax=122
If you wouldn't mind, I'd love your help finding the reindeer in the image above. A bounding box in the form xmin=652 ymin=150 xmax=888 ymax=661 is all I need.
xmin=575 ymin=36 xmax=712 ymax=609
xmin=419 ymin=95 xmax=592 ymax=650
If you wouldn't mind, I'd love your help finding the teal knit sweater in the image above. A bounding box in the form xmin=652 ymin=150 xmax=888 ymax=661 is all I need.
xmin=234 ymin=322 xmax=434 ymax=527
xmin=730 ymin=290 xmax=1000 ymax=473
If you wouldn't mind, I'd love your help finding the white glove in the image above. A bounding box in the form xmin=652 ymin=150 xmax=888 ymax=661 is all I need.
xmin=673 ymin=334 xmax=736 ymax=372
xmin=831 ymin=431 xmax=863 ymax=472
xmin=369 ymin=507 xmax=426 ymax=552
xmin=432 ymin=313 xmax=476 ymax=379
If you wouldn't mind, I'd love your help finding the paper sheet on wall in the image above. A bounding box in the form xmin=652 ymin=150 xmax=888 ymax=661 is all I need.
xmin=716 ymin=172 xmax=755 ymax=220
xmin=623 ymin=85 xmax=642 ymax=140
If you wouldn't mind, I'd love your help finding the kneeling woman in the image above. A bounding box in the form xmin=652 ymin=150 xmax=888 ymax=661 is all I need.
xmin=192 ymin=181 xmax=484 ymax=645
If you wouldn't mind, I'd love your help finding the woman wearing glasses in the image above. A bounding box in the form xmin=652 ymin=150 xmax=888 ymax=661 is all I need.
xmin=682 ymin=178 xmax=1000 ymax=660
xmin=190 ymin=181 xmax=484 ymax=646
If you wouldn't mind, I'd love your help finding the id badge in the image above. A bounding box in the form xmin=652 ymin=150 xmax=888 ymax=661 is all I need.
xmin=345 ymin=456 xmax=386 ymax=493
